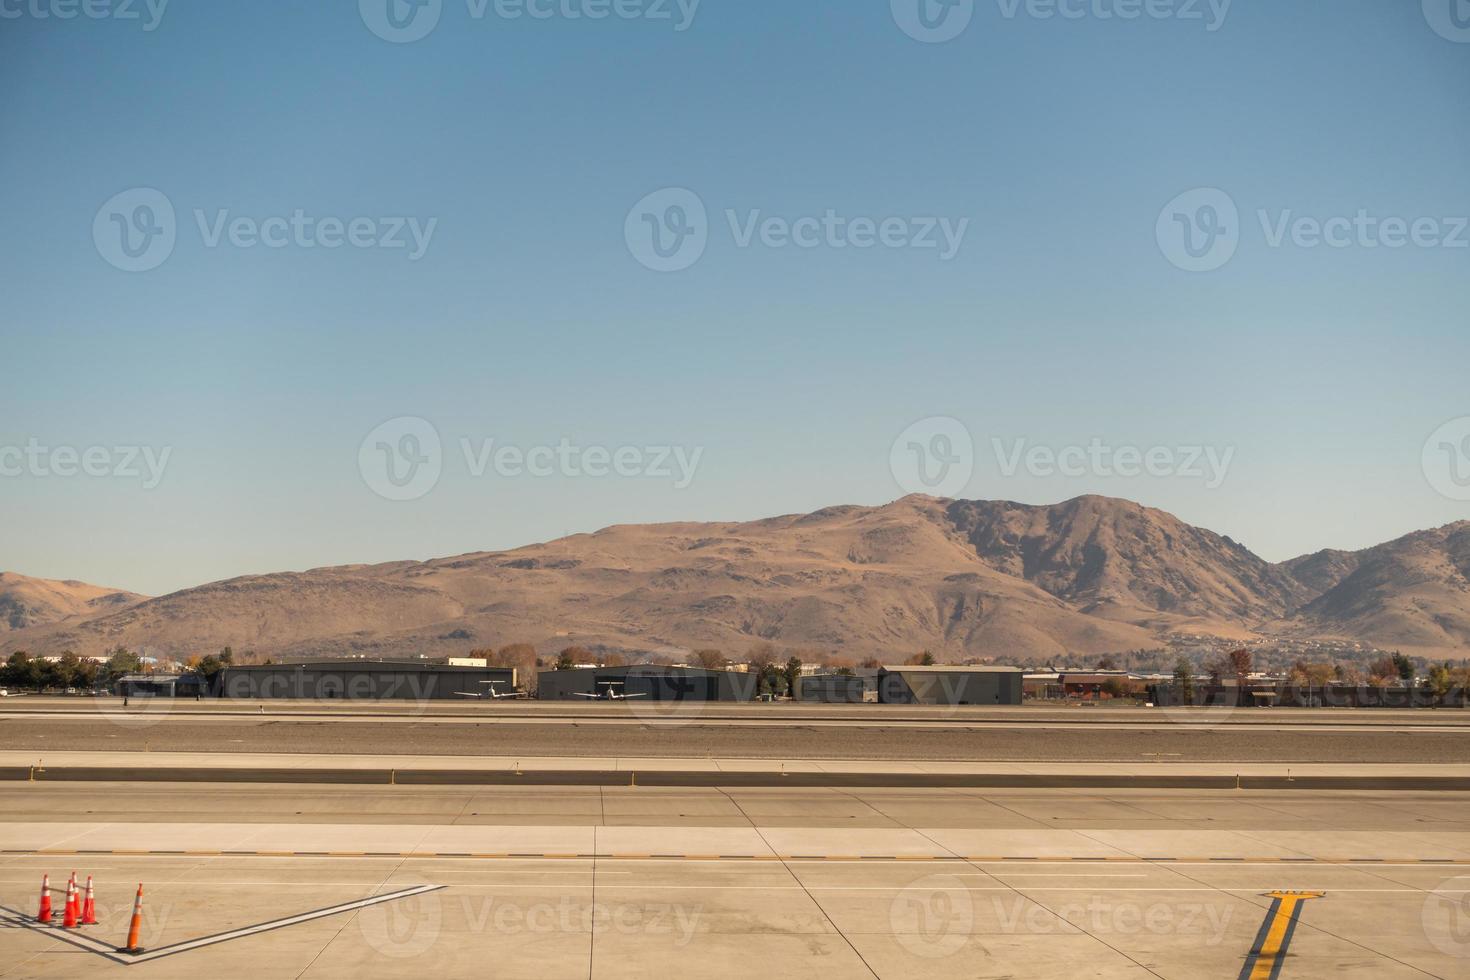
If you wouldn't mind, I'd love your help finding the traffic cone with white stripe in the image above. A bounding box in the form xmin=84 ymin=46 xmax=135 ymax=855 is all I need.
xmin=66 ymin=872 xmax=78 ymax=920
xmin=61 ymin=877 xmax=77 ymax=929
xmin=36 ymin=874 xmax=52 ymax=924
xmin=117 ymin=884 xmax=146 ymax=955
xmin=81 ymin=875 xmax=97 ymax=925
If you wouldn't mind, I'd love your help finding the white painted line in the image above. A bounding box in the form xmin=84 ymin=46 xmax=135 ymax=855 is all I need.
xmin=130 ymin=884 xmax=443 ymax=962
xmin=0 ymin=885 xmax=442 ymax=966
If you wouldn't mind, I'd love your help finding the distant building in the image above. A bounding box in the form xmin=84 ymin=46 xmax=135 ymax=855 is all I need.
xmin=876 ymin=665 xmax=1023 ymax=705
xmin=537 ymin=665 xmax=755 ymax=701
xmin=800 ymin=673 xmax=867 ymax=703
xmin=113 ymin=673 xmax=206 ymax=698
xmin=216 ymin=661 xmax=516 ymax=700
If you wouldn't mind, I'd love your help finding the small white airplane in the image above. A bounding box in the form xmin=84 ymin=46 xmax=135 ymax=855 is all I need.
xmin=455 ymin=682 xmax=529 ymax=700
xmin=572 ymin=682 xmax=648 ymax=701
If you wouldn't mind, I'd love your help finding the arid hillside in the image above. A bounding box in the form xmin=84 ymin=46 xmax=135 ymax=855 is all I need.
xmin=5 ymin=496 xmax=1467 ymax=661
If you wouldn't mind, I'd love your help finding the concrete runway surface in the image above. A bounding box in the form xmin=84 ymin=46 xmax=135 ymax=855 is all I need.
xmin=3 ymin=783 xmax=1469 ymax=978
xmin=4 ymin=700 xmax=1468 ymax=763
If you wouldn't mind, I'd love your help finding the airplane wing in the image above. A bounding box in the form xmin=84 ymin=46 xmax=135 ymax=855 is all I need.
xmin=620 ymin=693 xmax=650 ymax=699
xmin=571 ymin=693 xmax=601 ymax=699
xmin=453 ymin=692 xmax=484 ymax=698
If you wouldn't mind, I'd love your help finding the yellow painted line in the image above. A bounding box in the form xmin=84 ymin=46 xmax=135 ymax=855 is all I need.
xmin=1241 ymin=890 xmax=1324 ymax=980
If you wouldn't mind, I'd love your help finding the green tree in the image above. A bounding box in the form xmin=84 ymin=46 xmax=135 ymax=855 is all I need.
xmin=1172 ymin=657 xmax=1196 ymax=704
xmin=1391 ymin=652 xmax=1415 ymax=684
xmin=783 ymin=657 xmax=803 ymax=701
xmin=555 ymin=648 xmax=579 ymax=671
xmin=103 ymin=647 xmax=142 ymax=684
xmin=1427 ymin=664 xmax=1453 ymax=700
xmin=2 ymin=651 xmax=37 ymax=690
xmin=33 ymin=659 xmax=62 ymax=692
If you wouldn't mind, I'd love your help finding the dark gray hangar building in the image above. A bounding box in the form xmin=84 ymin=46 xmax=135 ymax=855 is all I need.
xmin=537 ymin=665 xmax=755 ymax=702
xmin=216 ymin=660 xmax=518 ymax=701
xmin=876 ymin=665 xmax=1023 ymax=705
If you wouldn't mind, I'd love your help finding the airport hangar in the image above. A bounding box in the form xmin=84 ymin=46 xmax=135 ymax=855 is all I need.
xmin=536 ymin=664 xmax=754 ymax=701
xmin=214 ymin=660 xmax=517 ymax=700
xmin=539 ymin=663 xmax=1023 ymax=705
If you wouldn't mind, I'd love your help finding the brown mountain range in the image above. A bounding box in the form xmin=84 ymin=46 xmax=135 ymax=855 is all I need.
xmin=0 ymin=572 xmax=144 ymax=633
xmin=3 ymin=495 xmax=1467 ymax=662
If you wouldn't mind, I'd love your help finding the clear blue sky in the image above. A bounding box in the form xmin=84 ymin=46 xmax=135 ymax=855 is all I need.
xmin=2 ymin=1 xmax=1467 ymax=596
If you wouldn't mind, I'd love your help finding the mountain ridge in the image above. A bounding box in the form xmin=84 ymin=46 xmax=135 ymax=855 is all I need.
xmin=5 ymin=496 xmax=1468 ymax=662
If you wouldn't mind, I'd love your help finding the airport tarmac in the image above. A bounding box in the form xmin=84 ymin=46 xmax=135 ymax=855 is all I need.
xmin=4 ymin=700 xmax=1468 ymax=763
xmin=4 ymin=705 xmax=1468 ymax=975
xmin=2 ymin=785 xmax=1468 ymax=978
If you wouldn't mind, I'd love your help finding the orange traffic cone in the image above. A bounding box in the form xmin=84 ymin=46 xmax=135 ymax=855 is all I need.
xmin=37 ymin=874 xmax=52 ymax=923
xmin=117 ymin=884 xmax=145 ymax=955
xmin=66 ymin=872 xmax=78 ymax=920
xmin=81 ymin=875 xmax=97 ymax=925
xmin=61 ymin=878 xmax=77 ymax=929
